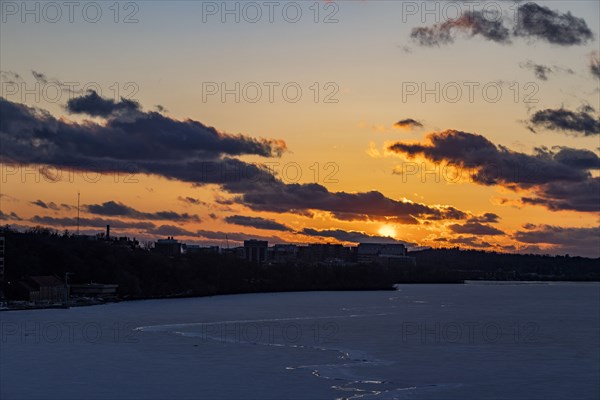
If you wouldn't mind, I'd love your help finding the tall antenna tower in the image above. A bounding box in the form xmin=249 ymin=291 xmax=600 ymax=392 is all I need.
xmin=225 ymin=234 xmax=229 ymax=250
xmin=77 ymin=192 xmax=80 ymax=235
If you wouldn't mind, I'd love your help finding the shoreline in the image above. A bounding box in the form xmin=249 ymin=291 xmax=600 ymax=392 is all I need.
xmin=4 ymin=279 xmax=600 ymax=312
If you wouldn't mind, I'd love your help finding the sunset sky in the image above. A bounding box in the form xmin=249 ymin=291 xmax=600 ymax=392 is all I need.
xmin=1 ymin=0 xmax=599 ymax=256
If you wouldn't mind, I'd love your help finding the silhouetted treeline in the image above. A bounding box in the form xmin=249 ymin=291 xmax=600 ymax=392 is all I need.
xmin=1 ymin=228 xmax=442 ymax=299
xmin=1 ymin=228 xmax=597 ymax=301
xmin=409 ymin=248 xmax=600 ymax=281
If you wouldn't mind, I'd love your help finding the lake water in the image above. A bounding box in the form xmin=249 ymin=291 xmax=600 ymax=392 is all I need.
xmin=1 ymin=282 xmax=599 ymax=399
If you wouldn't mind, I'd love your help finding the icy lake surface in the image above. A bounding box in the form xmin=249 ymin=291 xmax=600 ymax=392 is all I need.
xmin=1 ymin=282 xmax=599 ymax=399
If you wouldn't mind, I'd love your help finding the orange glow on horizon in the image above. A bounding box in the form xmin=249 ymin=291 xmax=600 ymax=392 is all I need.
xmin=378 ymin=224 xmax=397 ymax=238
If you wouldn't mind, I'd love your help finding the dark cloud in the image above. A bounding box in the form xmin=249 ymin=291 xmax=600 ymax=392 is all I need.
xmin=66 ymin=90 xmax=141 ymax=118
xmin=30 ymin=215 xmax=155 ymax=230
xmin=0 ymin=210 xmax=22 ymax=221
xmin=388 ymin=130 xmax=595 ymax=185
xmin=30 ymin=200 xmax=60 ymax=210
xmin=411 ymin=3 xmax=593 ymax=47
xmin=0 ymin=95 xmax=287 ymax=169
xmin=521 ymin=178 xmax=600 ymax=212
xmin=525 ymin=62 xmax=551 ymax=81
xmin=29 ymin=71 xmax=84 ymax=97
xmin=551 ymin=147 xmax=600 ymax=169
xmin=514 ymin=3 xmax=594 ymax=46
xmin=411 ymin=11 xmax=510 ymax=46
xmin=31 ymin=70 xmax=50 ymax=84
xmin=300 ymin=228 xmax=415 ymax=246
xmin=447 ymin=236 xmax=493 ymax=249
xmin=30 ymin=200 xmax=73 ymax=211
xmin=196 ymin=229 xmax=285 ymax=244
xmin=148 ymin=225 xmax=196 ymax=237
xmin=231 ymin=181 xmax=470 ymax=224
xmin=214 ymin=196 xmax=236 ymax=206
xmin=329 ymin=212 xmax=418 ymax=225
xmin=388 ymin=130 xmax=599 ymax=212
xmin=85 ymin=201 xmax=201 ymax=222
xmin=1 ymin=94 xmax=469 ymax=224
xmin=394 ymin=118 xmax=423 ymax=130
xmin=519 ymin=60 xmax=573 ymax=81
xmin=177 ymin=196 xmax=206 ymax=206
xmin=528 ymin=106 xmax=600 ymax=136
xmin=467 ymin=213 xmax=500 ymax=224
xmin=225 ymin=215 xmax=292 ymax=231
xmin=449 ymin=222 xmax=505 ymax=236
xmin=591 ymin=53 xmax=600 ymax=78
xmin=0 ymin=70 xmax=22 ymax=84
xmin=328 ymin=212 xmax=372 ymax=222
xmin=514 ymin=225 xmax=600 ymax=258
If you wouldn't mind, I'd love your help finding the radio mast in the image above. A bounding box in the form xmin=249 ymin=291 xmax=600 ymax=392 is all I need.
xmin=77 ymin=192 xmax=80 ymax=235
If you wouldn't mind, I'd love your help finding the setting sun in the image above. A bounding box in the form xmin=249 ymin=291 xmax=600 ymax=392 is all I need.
xmin=378 ymin=225 xmax=397 ymax=238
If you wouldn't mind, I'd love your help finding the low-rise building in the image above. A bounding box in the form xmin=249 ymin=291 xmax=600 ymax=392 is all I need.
xmin=0 ymin=236 xmax=5 ymax=283
xmin=70 ymin=283 xmax=119 ymax=298
xmin=154 ymin=237 xmax=183 ymax=257
xmin=299 ymin=244 xmax=351 ymax=264
xmin=17 ymin=276 xmax=65 ymax=303
xmin=185 ymin=245 xmax=220 ymax=255
xmin=268 ymin=244 xmax=299 ymax=264
xmin=244 ymin=240 xmax=268 ymax=264
xmin=357 ymin=243 xmax=410 ymax=264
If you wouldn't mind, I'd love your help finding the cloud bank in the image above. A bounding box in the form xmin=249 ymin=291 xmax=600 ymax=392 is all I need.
xmin=528 ymin=106 xmax=600 ymax=136
xmin=411 ymin=3 xmax=593 ymax=47
xmin=388 ymin=130 xmax=599 ymax=212
xmin=0 ymin=95 xmax=474 ymax=225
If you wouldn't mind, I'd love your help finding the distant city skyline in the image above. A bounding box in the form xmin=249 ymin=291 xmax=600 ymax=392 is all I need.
xmin=1 ymin=0 xmax=599 ymax=257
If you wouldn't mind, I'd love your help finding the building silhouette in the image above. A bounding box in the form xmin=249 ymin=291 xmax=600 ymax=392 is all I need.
xmin=0 ymin=236 xmax=4 ymax=283
xmin=244 ymin=240 xmax=268 ymax=264
xmin=357 ymin=243 xmax=415 ymax=266
xmin=16 ymin=276 xmax=65 ymax=303
xmin=154 ymin=237 xmax=183 ymax=257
